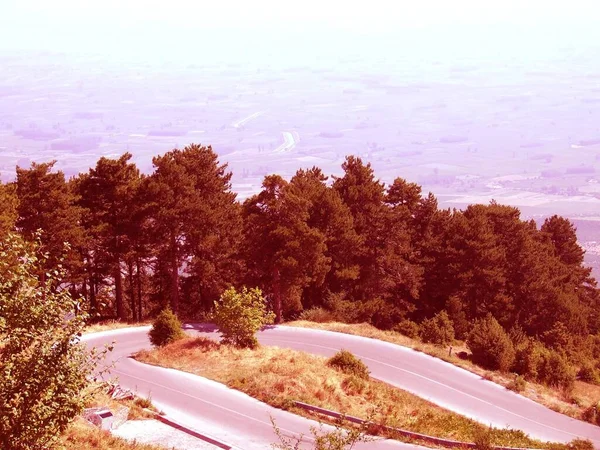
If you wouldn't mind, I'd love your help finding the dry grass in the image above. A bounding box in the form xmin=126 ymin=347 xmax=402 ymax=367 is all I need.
xmin=288 ymin=321 xmax=600 ymax=420
xmin=57 ymin=418 xmax=165 ymax=450
xmin=84 ymin=320 xmax=152 ymax=334
xmin=84 ymin=384 xmax=159 ymax=421
xmin=134 ymin=337 xmax=567 ymax=449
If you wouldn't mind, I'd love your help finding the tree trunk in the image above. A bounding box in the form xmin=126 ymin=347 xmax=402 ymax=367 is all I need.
xmin=90 ymin=271 xmax=97 ymax=314
xmin=127 ymin=259 xmax=137 ymax=321
xmin=273 ymin=267 xmax=282 ymax=323
xmin=136 ymin=257 xmax=143 ymax=321
xmin=170 ymin=233 xmax=180 ymax=313
xmin=115 ymin=255 xmax=125 ymax=319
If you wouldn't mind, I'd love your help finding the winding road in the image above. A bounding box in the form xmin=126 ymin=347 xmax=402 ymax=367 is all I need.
xmin=83 ymin=324 xmax=600 ymax=449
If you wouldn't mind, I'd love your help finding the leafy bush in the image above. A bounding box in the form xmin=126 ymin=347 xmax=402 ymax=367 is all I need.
xmin=513 ymin=339 xmax=547 ymax=380
xmin=327 ymin=350 xmax=370 ymax=380
xmin=298 ymin=307 xmax=336 ymax=323
xmin=212 ymin=287 xmax=275 ymax=348
xmin=578 ymin=363 xmax=600 ymax=385
xmin=420 ymin=310 xmax=455 ymax=346
xmin=541 ymin=321 xmax=573 ymax=353
xmin=567 ymin=439 xmax=595 ymax=450
xmin=507 ymin=375 xmax=526 ymax=393
xmin=582 ymin=402 xmax=600 ymax=426
xmin=149 ymin=307 xmax=184 ymax=347
xmin=354 ymin=298 xmax=403 ymax=330
xmin=473 ymin=426 xmax=493 ymax=450
xmin=393 ymin=319 xmax=420 ymax=339
xmin=467 ymin=314 xmax=515 ymax=372
xmin=540 ymin=350 xmax=576 ymax=391
xmin=0 ymin=234 xmax=106 ymax=450
xmin=446 ymin=296 xmax=470 ymax=340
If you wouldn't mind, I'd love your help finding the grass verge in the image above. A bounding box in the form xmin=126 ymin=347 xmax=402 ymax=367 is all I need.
xmin=57 ymin=384 xmax=163 ymax=449
xmin=287 ymin=320 xmax=600 ymax=420
xmin=134 ymin=336 xmax=571 ymax=449
xmin=84 ymin=320 xmax=152 ymax=334
xmin=58 ymin=418 xmax=165 ymax=450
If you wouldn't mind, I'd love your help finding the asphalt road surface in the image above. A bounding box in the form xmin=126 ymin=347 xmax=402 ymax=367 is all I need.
xmin=83 ymin=325 xmax=418 ymax=450
xmin=83 ymin=324 xmax=600 ymax=449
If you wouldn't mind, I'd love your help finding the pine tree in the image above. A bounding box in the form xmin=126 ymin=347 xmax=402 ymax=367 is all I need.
xmin=243 ymin=174 xmax=330 ymax=322
xmin=75 ymin=153 xmax=142 ymax=319
xmin=0 ymin=181 xmax=18 ymax=239
xmin=147 ymin=144 xmax=241 ymax=314
xmin=16 ymin=161 xmax=85 ymax=288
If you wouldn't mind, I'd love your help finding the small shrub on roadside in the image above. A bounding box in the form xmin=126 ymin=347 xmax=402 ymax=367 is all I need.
xmin=134 ymin=396 xmax=153 ymax=409
xmin=540 ymin=350 xmax=576 ymax=391
xmin=357 ymin=298 xmax=404 ymax=330
xmin=298 ymin=307 xmax=336 ymax=323
xmin=393 ymin=319 xmax=420 ymax=339
xmin=473 ymin=426 xmax=493 ymax=450
xmin=446 ymin=296 xmax=471 ymax=340
xmin=507 ymin=375 xmax=526 ymax=393
xmin=420 ymin=310 xmax=455 ymax=346
xmin=212 ymin=287 xmax=275 ymax=349
xmin=581 ymin=402 xmax=600 ymax=426
xmin=467 ymin=314 xmax=515 ymax=372
xmin=327 ymin=350 xmax=370 ymax=380
xmin=341 ymin=375 xmax=367 ymax=395
xmin=148 ymin=307 xmax=185 ymax=347
xmin=513 ymin=339 xmax=547 ymax=380
xmin=577 ymin=363 xmax=600 ymax=385
xmin=566 ymin=439 xmax=595 ymax=450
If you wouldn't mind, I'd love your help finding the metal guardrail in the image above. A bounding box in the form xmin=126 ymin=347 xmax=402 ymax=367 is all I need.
xmin=293 ymin=401 xmax=537 ymax=450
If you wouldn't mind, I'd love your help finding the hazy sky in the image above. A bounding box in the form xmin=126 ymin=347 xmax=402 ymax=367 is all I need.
xmin=2 ymin=1 xmax=600 ymax=66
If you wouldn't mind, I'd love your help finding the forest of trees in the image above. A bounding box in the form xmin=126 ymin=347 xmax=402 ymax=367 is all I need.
xmin=1 ymin=144 xmax=598 ymax=362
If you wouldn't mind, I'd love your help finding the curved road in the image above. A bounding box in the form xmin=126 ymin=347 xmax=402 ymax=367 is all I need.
xmin=83 ymin=325 xmax=416 ymax=450
xmin=83 ymin=324 xmax=600 ymax=449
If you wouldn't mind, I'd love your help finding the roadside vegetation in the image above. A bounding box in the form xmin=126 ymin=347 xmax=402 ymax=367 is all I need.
xmin=57 ymin=382 xmax=164 ymax=450
xmin=289 ymin=319 xmax=600 ymax=422
xmin=0 ymin=234 xmax=110 ymax=450
xmin=135 ymin=336 xmax=574 ymax=449
xmin=58 ymin=418 xmax=165 ymax=450
xmin=84 ymin=320 xmax=153 ymax=334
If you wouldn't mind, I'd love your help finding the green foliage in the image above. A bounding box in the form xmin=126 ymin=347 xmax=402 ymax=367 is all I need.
xmin=467 ymin=314 xmax=515 ymax=372
xmin=577 ymin=363 xmax=600 ymax=384
xmin=446 ymin=296 xmax=470 ymax=340
xmin=0 ymin=233 xmax=105 ymax=450
xmin=566 ymin=439 xmax=595 ymax=450
xmin=581 ymin=402 xmax=600 ymax=426
xmin=298 ymin=307 xmax=336 ymax=323
xmin=212 ymin=286 xmax=275 ymax=348
xmin=540 ymin=350 xmax=576 ymax=390
xmin=507 ymin=375 xmax=527 ymax=393
xmin=0 ymin=181 xmax=17 ymax=239
xmin=16 ymin=161 xmax=85 ymax=283
xmin=76 ymin=153 xmax=143 ymax=319
xmin=148 ymin=144 xmax=241 ymax=315
xmin=541 ymin=322 xmax=573 ymax=353
xmin=148 ymin=307 xmax=184 ymax=347
xmin=513 ymin=339 xmax=547 ymax=380
xmin=393 ymin=319 xmax=420 ymax=339
xmin=420 ymin=310 xmax=455 ymax=346
xmin=473 ymin=426 xmax=494 ymax=450
xmin=327 ymin=350 xmax=370 ymax=380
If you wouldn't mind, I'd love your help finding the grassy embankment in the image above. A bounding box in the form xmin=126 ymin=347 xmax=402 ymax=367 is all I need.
xmin=57 ymin=384 xmax=162 ymax=450
xmin=58 ymin=419 xmax=164 ymax=450
xmin=287 ymin=320 xmax=600 ymax=421
xmin=134 ymin=336 xmax=574 ymax=449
